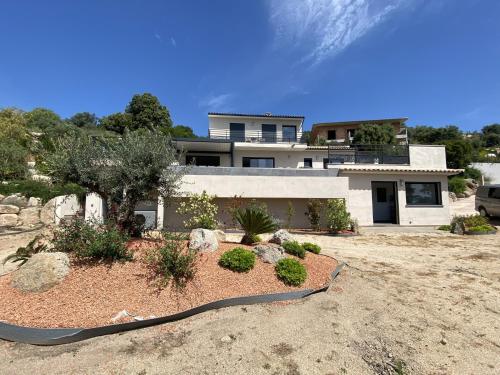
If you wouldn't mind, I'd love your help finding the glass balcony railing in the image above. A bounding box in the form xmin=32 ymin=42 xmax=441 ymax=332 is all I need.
xmin=208 ymin=129 xmax=305 ymax=143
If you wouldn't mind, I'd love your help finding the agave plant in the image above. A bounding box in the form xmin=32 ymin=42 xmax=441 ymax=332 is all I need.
xmin=3 ymin=235 xmax=48 ymax=266
xmin=235 ymin=206 xmax=278 ymax=245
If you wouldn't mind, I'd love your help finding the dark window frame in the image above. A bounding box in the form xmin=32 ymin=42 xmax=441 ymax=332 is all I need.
xmin=261 ymin=124 xmax=277 ymax=142
xmin=229 ymin=122 xmax=245 ymax=141
xmin=405 ymin=182 xmax=442 ymax=206
xmin=242 ymin=157 xmax=275 ymax=168
xmin=303 ymin=158 xmax=313 ymax=168
xmin=327 ymin=130 xmax=337 ymax=140
xmin=282 ymin=125 xmax=297 ymax=142
xmin=186 ymin=154 xmax=221 ymax=167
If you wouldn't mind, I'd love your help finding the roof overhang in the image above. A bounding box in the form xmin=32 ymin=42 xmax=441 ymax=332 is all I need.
xmin=313 ymin=118 xmax=408 ymax=128
xmin=174 ymin=138 xmax=232 ymax=153
xmin=337 ymin=167 xmax=463 ymax=175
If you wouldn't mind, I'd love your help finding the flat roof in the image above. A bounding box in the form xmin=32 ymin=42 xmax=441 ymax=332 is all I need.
xmin=208 ymin=112 xmax=305 ymax=120
xmin=313 ymin=118 xmax=408 ymax=128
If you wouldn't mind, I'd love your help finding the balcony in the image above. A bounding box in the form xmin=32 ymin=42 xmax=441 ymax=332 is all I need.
xmin=208 ymin=129 xmax=305 ymax=144
xmin=328 ymin=144 xmax=410 ymax=165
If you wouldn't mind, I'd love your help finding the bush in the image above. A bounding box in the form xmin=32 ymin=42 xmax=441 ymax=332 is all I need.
xmin=275 ymin=258 xmax=307 ymax=286
xmin=326 ymin=198 xmax=351 ymax=233
xmin=305 ymin=199 xmax=322 ymax=231
xmin=467 ymin=225 xmax=496 ymax=233
xmin=437 ymin=225 xmax=451 ymax=231
xmin=463 ymin=166 xmax=482 ymax=181
xmin=302 ymin=242 xmax=321 ymax=254
xmin=218 ymin=247 xmax=256 ymax=272
xmin=448 ymin=176 xmax=466 ymax=195
xmin=0 ymin=139 xmax=28 ymax=181
xmin=282 ymin=241 xmax=306 ymax=258
xmin=463 ymin=215 xmax=489 ymax=228
xmin=0 ymin=179 xmax=86 ymax=204
xmin=176 ymin=191 xmax=218 ymax=229
xmin=148 ymin=232 xmax=197 ymax=288
xmin=235 ymin=205 xmax=278 ymax=245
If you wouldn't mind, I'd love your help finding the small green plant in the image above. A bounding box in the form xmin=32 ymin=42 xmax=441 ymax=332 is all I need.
xmin=148 ymin=231 xmax=197 ymax=289
xmin=282 ymin=241 xmax=306 ymax=259
xmin=302 ymin=242 xmax=321 ymax=254
xmin=80 ymin=225 xmax=132 ymax=261
xmin=448 ymin=176 xmax=466 ymax=195
xmin=218 ymin=247 xmax=256 ymax=272
xmin=437 ymin=224 xmax=451 ymax=231
xmin=2 ymin=235 xmax=47 ymax=266
xmin=235 ymin=205 xmax=278 ymax=245
xmin=176 ymin=191 xmax=218 ymax=229
xmin=463 ymin=166 xmax=482 ymax=181
xmin=463 ymin=215 xmax=489 ymax=228
xmin=51 ymin=218 xmax=97 ymax=254
xmin=326 ymin=198 xmax=351 ymax=233
xmin=305 ymin=199 xmax=322 ymax=231
xmin=467 ymin=224 xmax=496 ymax=233
xmin=275 ymin=258 xmax=307 ymax=286
xmin=285 ymin=201 xmax=295 ymax=229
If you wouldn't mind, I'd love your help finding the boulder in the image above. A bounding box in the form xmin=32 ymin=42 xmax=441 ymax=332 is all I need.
xmin=448 ymin=192 xmax=457 ymax=202
xmin=28 ymin=197 xmax=42 ymax=207
xmin=252 ymin=243 xmax=286 ymax=264
xmin=214 ymin=229 xmax=226 ymax=242
xmin=189 ymin=228 xmax=219 ymax=252
xmin=11 ymin=252 xmax=70 ymax=292
xmin=40 ymin=197 xmax=56 ymax=225
xmin=18 ymin=207 xmax=41 ymax=226
xmin=269 ymin=229 xmax=294 ymax=245
xmin=0 ymin=204 xmax=20 ymax=214
xmin=0 ymin=194 xmax=4 ymax=201
xmin=0 ymin=214 xmax=18 ymax=227
xmin=2 ymin=194 xmax=28 ymax=207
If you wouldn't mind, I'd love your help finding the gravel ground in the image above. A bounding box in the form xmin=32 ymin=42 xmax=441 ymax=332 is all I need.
xmin=1 ymin=225 xmax=499 ymax=374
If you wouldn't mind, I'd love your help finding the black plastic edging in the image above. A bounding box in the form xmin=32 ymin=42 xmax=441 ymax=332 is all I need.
xmin=0 ymin=262 xmax=345 ymax=346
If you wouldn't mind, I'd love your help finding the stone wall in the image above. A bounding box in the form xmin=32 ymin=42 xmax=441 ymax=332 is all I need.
xmin=0 ymin=193 xmax=45 ymax=228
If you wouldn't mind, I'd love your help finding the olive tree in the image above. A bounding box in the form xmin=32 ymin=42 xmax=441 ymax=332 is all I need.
xmin=44 ymin=129 xmax=186 ymax=232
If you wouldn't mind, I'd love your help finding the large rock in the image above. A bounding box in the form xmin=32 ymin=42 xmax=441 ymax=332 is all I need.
xmin=252 ymin=243 xmax=286 ymax=264
xmin=0 ymin=204 xmax=20 ymax=214
xmin=11 ymin=252 xmax=70 ymax=292
xmin=269 ymin=229 xmax=294 ymax=245
xmin=40 ymin=197 xmax=56 ymax=225
xmin=0 ymin=214 xmax=18 ymax=227
xmin=2 ymin=194 xmax=28 ymax=207
xmin=28 ymin=197 xmax=42 ymax=207
xmin=189 ymin=228 xmax=219 ymax=252
xmin=18 ymin=207 xmax=41 ymax=226
xmin=213 ymin=229 xmax=226 ymax=242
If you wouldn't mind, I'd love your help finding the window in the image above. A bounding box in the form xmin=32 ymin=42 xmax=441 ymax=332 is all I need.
xmin=488 ymin=188 xmax=500 ymax=199
xmin=405 ymin=182 xmax=442 ymax=206
xmin=303 ymin=158 xmax=312 ymax=168
xmin=327 ymin=130 xmax=337 ymax=140
xmin=230 ymin=123 xmax=245 ymax=141
xmin=262 ymin=124 xmax=277 ymax=142
xmin=282 ymin=125 xmax=297 ymax=142
xmin=347 ymin=129 xmax=356 ymax=138
xmin=186 ymin=155 xmax=220 ymax=166
xmin=242 ymin=157 xmax=275 ymax=168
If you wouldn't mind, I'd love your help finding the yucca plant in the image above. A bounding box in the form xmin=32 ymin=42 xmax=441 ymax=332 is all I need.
xmin=3 ymin=235 xmax=48 ymax=266
xmin=235 ymin=206 xmax=278 ymax=245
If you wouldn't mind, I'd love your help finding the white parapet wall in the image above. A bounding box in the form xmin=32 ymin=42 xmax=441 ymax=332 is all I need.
xmin=472 ymin=162 xmax=500 ymax=184
xmin=409 ymin=145 xmax=447 ymax=169
xmin=54 ymin=195 xmax=83 ymax=225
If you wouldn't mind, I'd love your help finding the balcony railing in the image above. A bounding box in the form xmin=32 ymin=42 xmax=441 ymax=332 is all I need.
xmin=328 ymin=144 xmax=410 ymax=165
xmin=208 ymin=129 xmax=305 ymax=144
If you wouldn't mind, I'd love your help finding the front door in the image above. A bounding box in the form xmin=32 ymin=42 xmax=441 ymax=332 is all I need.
xmin=372 ymin=181 xmax=398 ymax=224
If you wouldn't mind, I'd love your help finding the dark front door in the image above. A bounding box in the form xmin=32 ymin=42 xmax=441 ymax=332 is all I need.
xmin=372 ymin=181 xmax=398 ymax=224
xmin=262 ymin=124 xmax=276 ymax=143
xmin=230 ymin=123 xmax=245 ymax=141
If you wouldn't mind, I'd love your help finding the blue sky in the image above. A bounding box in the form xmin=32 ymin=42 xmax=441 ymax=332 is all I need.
xmin=0 ymin=0 xmax=499 ymax=135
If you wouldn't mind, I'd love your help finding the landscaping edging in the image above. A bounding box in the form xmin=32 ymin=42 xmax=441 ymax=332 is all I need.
xmin=0 ymin=263 xmax=345 ymax=346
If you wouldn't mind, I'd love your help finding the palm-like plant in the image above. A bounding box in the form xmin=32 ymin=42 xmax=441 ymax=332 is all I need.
xmin=235 ymin=206 xmax=278 ymax=244
xmin=3 ymin=235 xmax=48 ymax=266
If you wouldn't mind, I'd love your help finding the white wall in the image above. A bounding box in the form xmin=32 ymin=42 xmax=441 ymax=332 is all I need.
xmin=345 ymin=173 xmax=450 ymax=226
xmin=209 ymin=116 xmax=303 ymax=138
xmin=233 ymin=149 xmax=327 ymax=168
xmin=472 ymin=163 xmax=500 ymax=184
xmin=409 ymin=145 xmax=447 ymax=169
xmin=54 ymin=195 xmax=82 ymax=224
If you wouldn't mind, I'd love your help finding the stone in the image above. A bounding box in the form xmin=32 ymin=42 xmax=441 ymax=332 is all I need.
xmin=220 ymin=335 xmax=233 ymax=343
xmin=40 ymin=197 xmax=57 ymax=225
xmin=452 ymin=222 xmax=464 ymax=235
xmin=18 ymin=207 xmax=41 ymax=226
xmin=0 ymin=204 xmax=20 ymax=214
xmin=0 ymin=194 xmax=4 ymax=201
xmin=440 ymin=338 xmax=447 ymax=345
xmin=28 ymin=197 xmax=42 ymax=207
xmin=0 ymin=214 xmax=18 ymax=227
xmin=269 ymin=229 xmax=294 ymax=245
xmin=252 ymin=243 xmax=286 ymax=264
xmin=213 ymin=229 xmax=226 ymax=242
xmin=189 ymin=228 xmax=219 ymax=252
xmin=11 ymin=252 xmax=70 ymax=292
xmin=448 ymin=192 xmax=457 ymax=202
xmin=2 ymin=194 xmax=28 ymax=207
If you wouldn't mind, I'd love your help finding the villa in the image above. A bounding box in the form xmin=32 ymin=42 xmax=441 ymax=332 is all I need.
xmin=85 ymin=112 xmax=462 ymax=229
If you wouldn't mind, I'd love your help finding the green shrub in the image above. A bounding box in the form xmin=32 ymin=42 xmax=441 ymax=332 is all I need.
xmin=235 ymin=205 xmax=278 ymax=245
xmin=282 ymin=241 xmax=306 ymax=258
xmin=275 ymin=258 xmax=307 ymax=286
xmin=467 ymin=225 xmax=496 ymax=233
xmin=302 ymin=242 xmax=321 ymax=254
xmin=2 ymin=235 xmax=48 ymax=266
xmin=437 ymin=225 xmax=451 ymax=231
xmin=176 ymin=191 xmax=218 ymax=229
xmin=0 ymin=138 xmax=28 ymax=181
xmin=326 ymin=198 xmax=351 ymax=233
xmin=463 ymin=166 xmax=482 ymax=181
xmin=218 ymin=247 xmax=256 ymax=272
xmin=306 ymin=199 xmax=322 ymax=231
xmin=448 ymin=176 xmax=466 ymax=195
xmin=0 ymin=179 xmax=86 ymax=204
xmin=148 ymin=232 xmax=197 ymax=288
xmin=463 ymin=215 xmax=489 ymax=228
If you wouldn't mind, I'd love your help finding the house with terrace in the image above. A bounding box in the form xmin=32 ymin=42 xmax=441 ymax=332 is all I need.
xmin=85 ymin=112 xmax=461 ymax=229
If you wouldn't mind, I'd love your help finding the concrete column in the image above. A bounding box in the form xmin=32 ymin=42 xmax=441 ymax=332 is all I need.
xmin=156 ymin=196 xmax=164 ymax=229
xmin=84 ymin=193 xmax=105 ymax=224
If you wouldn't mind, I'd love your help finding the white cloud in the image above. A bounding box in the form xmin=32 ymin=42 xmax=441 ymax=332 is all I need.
xmin=269 ymin=0 xmax=406 ymax=66
xmin=154 ymin=33 xmax=162 ymax=42
xmin=199 ymin=93 xmax=233 ymax=111
xmin=170 ymin=37 xmax=177 ymax=47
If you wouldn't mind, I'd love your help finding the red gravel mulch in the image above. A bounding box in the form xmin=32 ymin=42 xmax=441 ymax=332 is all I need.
xmin=0 ymin=240 xmax=336 ymax=328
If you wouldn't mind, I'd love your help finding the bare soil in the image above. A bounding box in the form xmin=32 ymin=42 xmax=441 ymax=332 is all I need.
xmin=0 ymin=240 xmax=335 ymax=328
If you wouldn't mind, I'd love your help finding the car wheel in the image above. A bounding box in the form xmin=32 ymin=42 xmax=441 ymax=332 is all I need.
xmin=479 ymin=207 xmax=489 ymax=217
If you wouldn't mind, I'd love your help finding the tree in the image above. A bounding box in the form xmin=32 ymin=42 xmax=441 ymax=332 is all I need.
xmin=408 ymin=125 xmax=462 ymax=144
xmin=44 ymin=129 xmax=186 ymax=233
xmin=100 ymin=112 xmax=132 ymax=134
xmin=125 ymin=93 xmax=173 ymax=131
xmin=25 ymin=108 xmax=64 ymax=130
xmin=0 ymin=108 xmax=30 ymax=147
xmin=444 ymin=139 xmax=473 ymax=169
xmin=481 ymin=124 xmax=500 ymax=147
xmin=352 ymin=124 xmax=396 ymax=145
xmin=68 ymin=112 xmax=98 ymax=127
xmin=170 ymin=125 xmax=196 ymax=138
xmin=0 ymin=138 xmax=28 ymax=180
